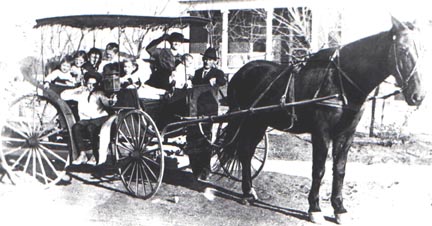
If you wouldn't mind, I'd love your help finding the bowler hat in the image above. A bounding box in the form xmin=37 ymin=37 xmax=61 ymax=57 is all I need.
xmin=201 ymin=47 xmax=219 ymax=60
xmin=168 ymin=32 xmax=189 ymax=43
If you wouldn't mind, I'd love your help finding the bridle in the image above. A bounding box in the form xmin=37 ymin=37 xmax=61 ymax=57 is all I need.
xmin=390 ymin=34 xmax=420 ymax=91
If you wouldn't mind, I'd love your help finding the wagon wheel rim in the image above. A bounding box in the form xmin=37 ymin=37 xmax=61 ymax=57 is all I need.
xmin=1 ymin=94 xmax=70 ymax=186
xmin=213 ymin=123 xmax=268 ymax=182
xmin=115 ymin=110 xmax=164 ymax=199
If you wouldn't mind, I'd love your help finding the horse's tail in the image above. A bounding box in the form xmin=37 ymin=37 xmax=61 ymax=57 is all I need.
xmin=216 ymin=68 xmax=245 ymax=169
xmin=216 ymin=116 xmax=241 ymax=170
xmin=218 ymin=60 xmax=281 ymax=172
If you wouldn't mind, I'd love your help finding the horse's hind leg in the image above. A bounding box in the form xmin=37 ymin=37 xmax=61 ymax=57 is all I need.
xmin=308 ymin=130 xmax=331 ymax=223
xmin=238 ymin=119 xmax=267 ymax=203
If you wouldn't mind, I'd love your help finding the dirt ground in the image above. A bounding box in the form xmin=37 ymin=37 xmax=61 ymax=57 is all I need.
xmin=1 ymin=132 xmax=432 ymax=226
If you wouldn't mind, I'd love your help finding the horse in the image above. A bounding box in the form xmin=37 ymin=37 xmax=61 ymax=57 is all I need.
xmin=219 ymin=17 xmax=425 ymax=224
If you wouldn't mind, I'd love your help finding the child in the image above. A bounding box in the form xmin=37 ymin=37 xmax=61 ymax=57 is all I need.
xmin=70 ymin=50 xmax=87 ymax=85
xmin=172 ymin=53 xmax=194 ymax=89
xmin=44 ymin=55 xmax=76 ymax=89
xmin=120 ymin=58 xmax=167 ymax=100
xmin=61 ymin=73 xmax=117 ymax=165
xmin=83 ymin=48 xmax=103 ymax=73
xmin=100 ymin=42 xmax=122 ymax=71
xmin=120 ymin=58 xmax=141 ymax=89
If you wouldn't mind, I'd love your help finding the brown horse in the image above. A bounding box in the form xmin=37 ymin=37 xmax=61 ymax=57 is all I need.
xmin=220 ymin=17 xmax=425 ymax=224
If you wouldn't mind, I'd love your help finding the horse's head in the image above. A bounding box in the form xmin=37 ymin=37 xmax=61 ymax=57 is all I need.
xmin=389 ymin=17 xmax=425 ymax=106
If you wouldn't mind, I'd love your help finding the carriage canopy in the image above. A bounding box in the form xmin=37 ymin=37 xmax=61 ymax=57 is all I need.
xmin=34 ymin=14 xmax=211 ymax=30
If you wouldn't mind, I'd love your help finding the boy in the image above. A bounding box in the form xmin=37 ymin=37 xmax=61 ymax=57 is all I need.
xmin=61 ymin=73 xmax=117 ymax=165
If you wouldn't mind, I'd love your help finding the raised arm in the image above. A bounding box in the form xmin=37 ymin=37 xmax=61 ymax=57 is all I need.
xmin=146 ymin=33 xmax=170 ymax=55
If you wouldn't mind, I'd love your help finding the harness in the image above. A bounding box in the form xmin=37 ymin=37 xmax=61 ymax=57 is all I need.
xmin=206 ymin=37 xmax=420 ymax=147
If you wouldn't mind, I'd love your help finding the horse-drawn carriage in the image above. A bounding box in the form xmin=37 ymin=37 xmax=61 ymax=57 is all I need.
xmin=0 ymin=14 xmax=271 ymax=199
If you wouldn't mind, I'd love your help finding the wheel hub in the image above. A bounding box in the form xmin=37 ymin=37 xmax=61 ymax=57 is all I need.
xmin=27 ymin=136 xmax=39 ymax=148
xmin=131 ymin=150 xmax=141 ymax=159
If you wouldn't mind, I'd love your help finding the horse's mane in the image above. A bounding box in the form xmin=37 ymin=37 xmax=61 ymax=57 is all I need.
xmin=307 ymin=30 xmax=391 ymax=64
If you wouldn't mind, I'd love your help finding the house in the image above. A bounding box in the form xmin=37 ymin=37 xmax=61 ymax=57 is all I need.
xmin=178 ymin=0 xmax=401 ymax=76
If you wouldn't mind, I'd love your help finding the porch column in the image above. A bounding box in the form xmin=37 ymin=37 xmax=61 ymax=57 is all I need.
xmin=221 ymin=9 xmax=229 ymax=72
xmin=265 ymin=7 xmax=273 ymax=61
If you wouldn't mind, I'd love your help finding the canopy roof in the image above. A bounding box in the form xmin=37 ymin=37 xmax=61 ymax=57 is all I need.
xmin=34 ymin=14 xmax=211 ymax=30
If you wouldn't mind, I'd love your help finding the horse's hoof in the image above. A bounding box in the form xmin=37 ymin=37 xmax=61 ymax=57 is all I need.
xmin=334 ymin=213 xmax=347 ymax=225
xmin=240 ymin=188 xmax=258 ymax=205
xmin=309 ymin=211 xmax=325 ymax=224
xmin=240 ymin=198 xmax=251 ymax=205
xmin=240 ymin=196 xmax=255 ymax=205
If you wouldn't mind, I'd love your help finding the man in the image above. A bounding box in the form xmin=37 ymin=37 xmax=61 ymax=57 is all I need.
xmin=145 ymin=32 xmax=189 ymax=91
xmin=61 ymin=72 xmax=117 ymax=165
xmin=187 ymin=47 xmax=227 ymax=181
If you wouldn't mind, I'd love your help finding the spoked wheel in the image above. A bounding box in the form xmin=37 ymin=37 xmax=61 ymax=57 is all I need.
xmin=1 ymin=94 xmax=71 ymax=186
xmin=212 ymin=122 xmax=269 ymax=182
xmin=1 ymin=147 xmax=15 ymax=184
xmin=114 ymin=110 xmax=164 ymax=199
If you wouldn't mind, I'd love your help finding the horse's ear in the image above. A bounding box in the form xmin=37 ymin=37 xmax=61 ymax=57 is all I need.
xmin=391 ymin=16 xmax=407 ymax=31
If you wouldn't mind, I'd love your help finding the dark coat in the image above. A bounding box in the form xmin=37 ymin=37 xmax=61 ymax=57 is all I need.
xmin=191 ymin=67 xmax=226 ymax=116
xmin=145 ymin=48 xmax=176 ymax=90
xmin=192 ymin=67 xmax=226 ymax=87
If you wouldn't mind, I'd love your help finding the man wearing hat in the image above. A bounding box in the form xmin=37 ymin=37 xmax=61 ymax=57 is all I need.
xmin=187 ymin=47 xmax=227 ymax=181
xmin=145 ymin=32 xmax=189 ymax=91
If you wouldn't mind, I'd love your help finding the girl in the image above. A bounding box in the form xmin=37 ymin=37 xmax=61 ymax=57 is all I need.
xmin=71 ymin=50 xmax=87 ymax=85
xmin=44 ymin=55 xmax=75 ymax=88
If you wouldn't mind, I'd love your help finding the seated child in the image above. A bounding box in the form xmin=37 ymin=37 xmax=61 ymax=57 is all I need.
xmin=44 ymin=55 xmax=76 ymax=89
xmin=61 ymin=73 xmax=117 ymax=165
xmin=70 ymin=50 xmax=88 ymax=85
xmin=120 ymin=57 xmax=167 ymax=100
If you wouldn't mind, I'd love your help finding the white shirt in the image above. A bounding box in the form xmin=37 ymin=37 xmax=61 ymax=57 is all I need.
xmin=45 ymin=69 xmax=75 ymax=86
xmin=172 ymin=63 xmax=194 ymax=89
xmin=61 ymin=87 xmax=110 ymax=120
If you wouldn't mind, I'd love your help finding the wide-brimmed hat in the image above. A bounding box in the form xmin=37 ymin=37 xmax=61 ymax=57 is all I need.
xmin=201 ymin=47 xmax=219 ymax=60
xmin=168 ymin=32 xmax=189 ymax=43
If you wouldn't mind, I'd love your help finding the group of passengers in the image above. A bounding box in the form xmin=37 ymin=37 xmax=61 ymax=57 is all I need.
xmin=44 ymin=32 xmax=226 ymax=181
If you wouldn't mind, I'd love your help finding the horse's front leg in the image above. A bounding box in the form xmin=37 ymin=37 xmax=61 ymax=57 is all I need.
xmin=331 ymin=132 xmax=354 ymax=224
xmin=308 ymin=130 xmax=331 ymax=223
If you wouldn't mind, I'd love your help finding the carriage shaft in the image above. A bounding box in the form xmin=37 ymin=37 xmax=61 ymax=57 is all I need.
xmin=161 ymin=94 xmax=339 ymax=135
